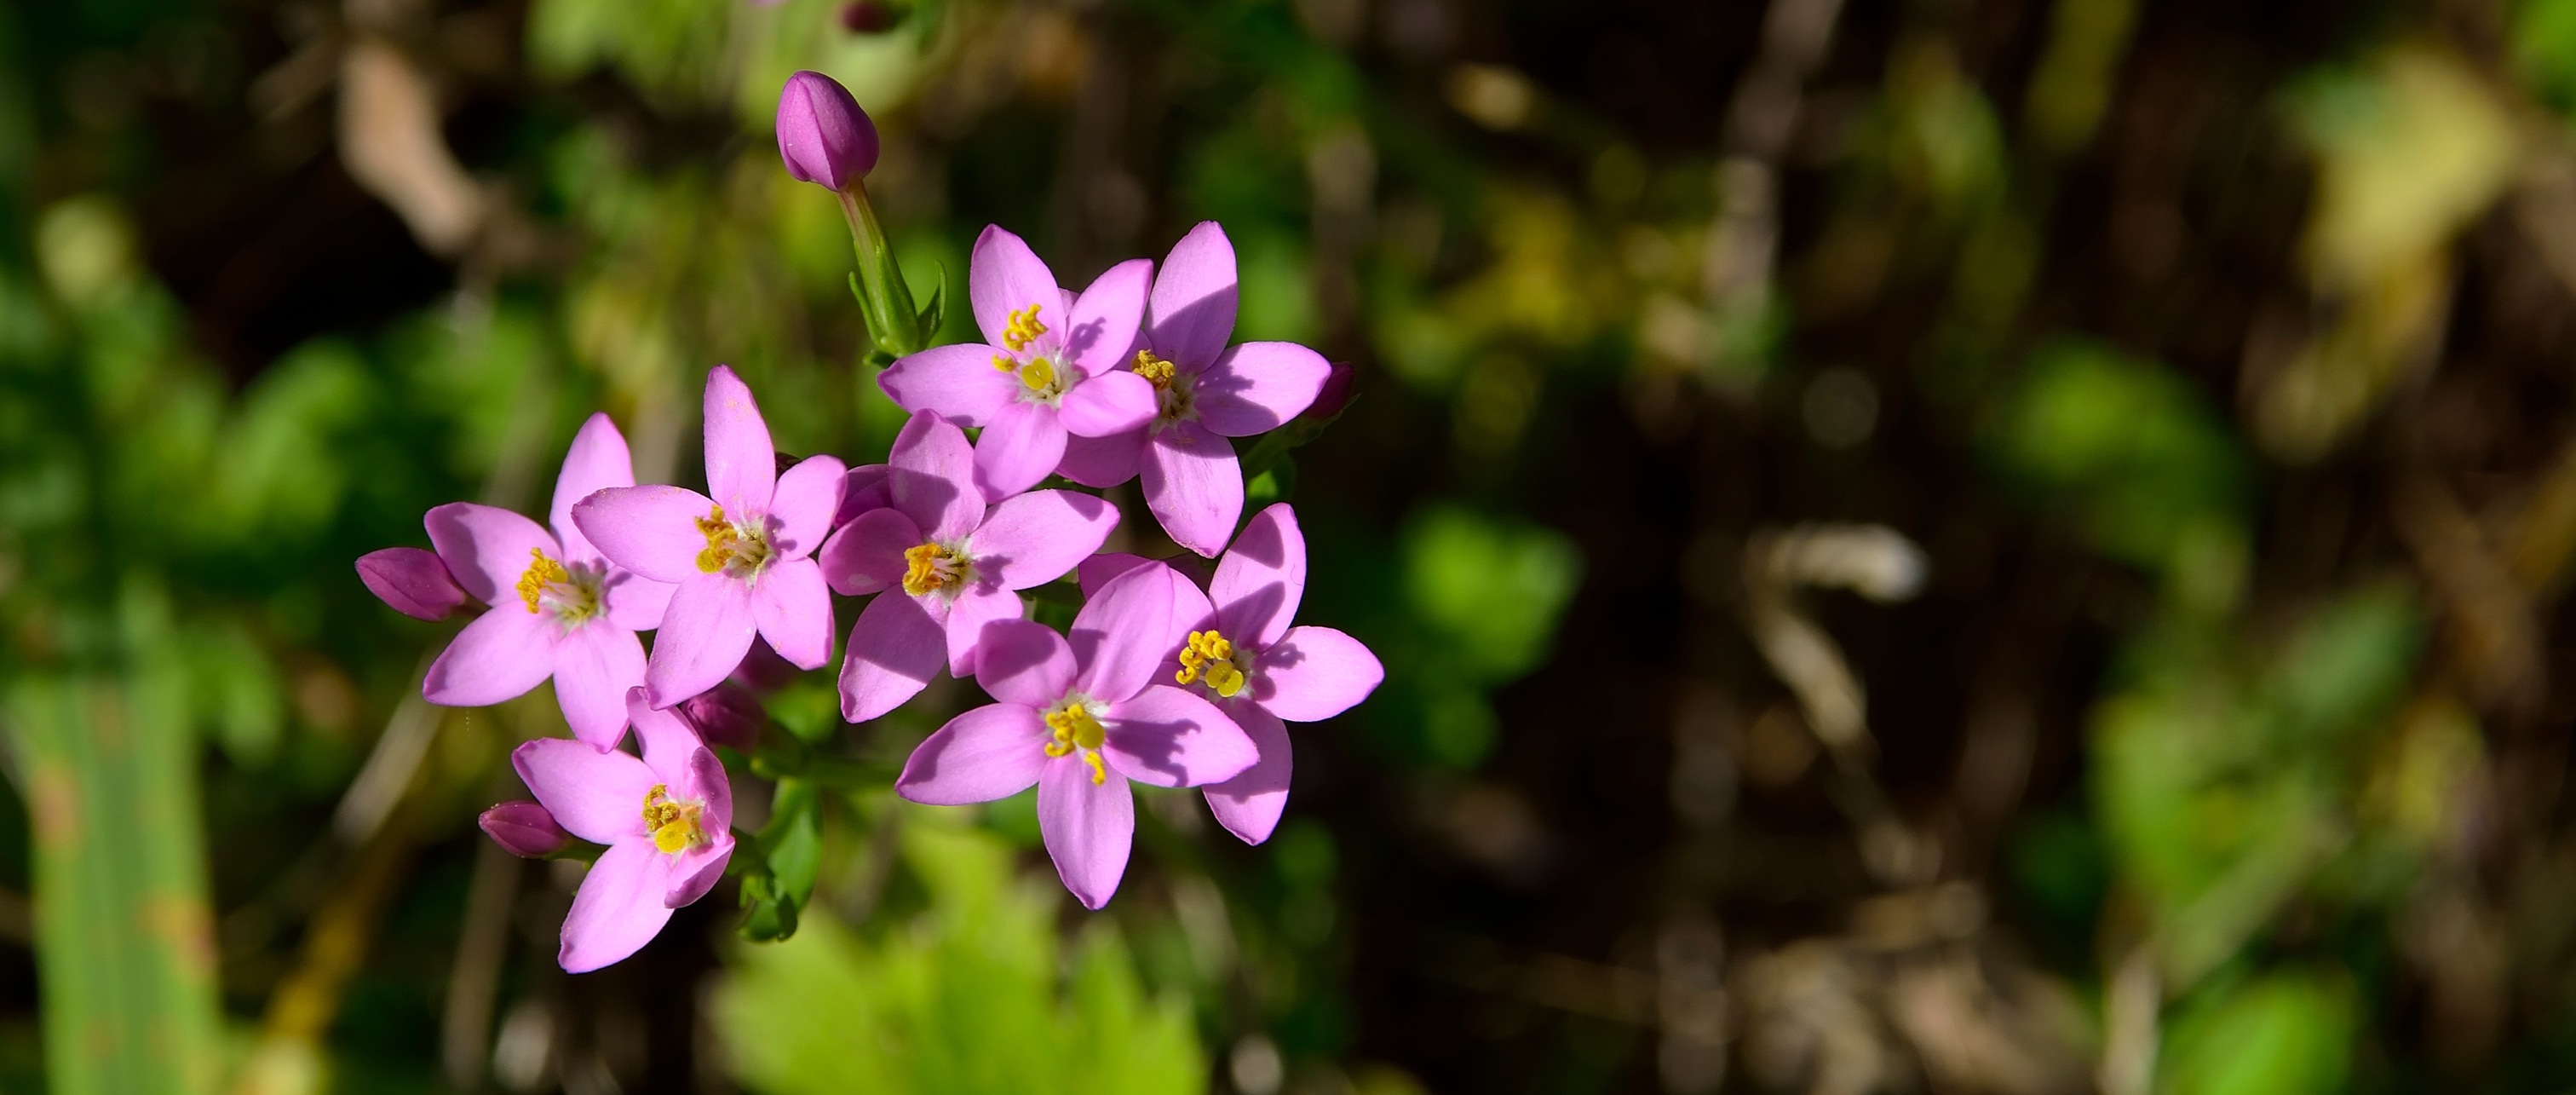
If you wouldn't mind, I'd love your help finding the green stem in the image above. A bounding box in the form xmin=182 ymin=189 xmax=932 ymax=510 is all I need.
xmin=839 ymin=182 xmax=925 ymax=358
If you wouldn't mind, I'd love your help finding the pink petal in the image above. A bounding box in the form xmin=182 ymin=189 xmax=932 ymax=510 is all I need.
xmin=1194 ymin=342 xmax=1329 ymax=436
xmin=646 ymin=573 xmax=759 ymax=708
xmin=968 ymin=225 xmax=1066 ymax=354
xmin=1058 ymin=370 xmax=1157 ymax=438
xmin=1203 ymin=701 xmax=1291 ymax=844
xmin=552 ymin=623 xmax=647 ymax=747
xmin=839 ymin=591 xmax=946 ymax=723
xmin=426 ymin=502 xmax=559 ymax=605
xmin=944 ymin=585 xmax=1026 ymax=677
xmin=751 ymin=557 xmax=834 ymax=670
xmin=1212 ymin=503 xmax=1306 ymax=648
xmin=975 ymin=400 xmax=1068 ymax=501
xmin=424 ymin=608 xmax=557 ymax=707
xmin=819 ymin=508 xmax=921 ymax=597
xmin=888 ymin=410 xmax=984 ymax=542
xmin=897 ymin=703 xmax=1050 ymax=804
xmin=558 ymin=839 xmax=676 ymax=973
xmin=676 ymin=735 xmax=737 ymax=836
xmin=1037 ymin=757 xmax=1134 ymax=910
xmin=1058 ymin=429 xmax=1143 ymax=488
xmin=970 ymin=489 xmax=1118 ymax=590
xmin=1145 ymin=222 xmax=1239 ymax=369
xmin=878 ymin=342 xmax=1025 ymax=428
xmin=973 ymin=619 xmax=1078 ymax=707
xmin=512 ymin=736 xmax=656 ymax=844
xmin=1141 ymin=423 xmax=1241 ymax=559
xmin=1063 ymin=257 xmax=1153 ymax=378
xmin=666 ymin=829 xmax=734 ymax=910
xmin=603 ymin=570 xmax=676 ymax=631
xmin=769 ymin=454 xmax=847 ymax=561
xmin=835 ymin=464 xmax=893 ymax=526
xmin=1076 ymin=552 xmax=1157 ymax=598
xmin=573 ymin=485 xmax=721 ymax=585
xmin=551 ymin=412 xmax=636 ymax=564
xmin=1252 ymin=625 xmax=1383 ymax=722
xmin=1100 ymin=684 xmax=1256 ymax=788
xmin=356 ymin=547 xmax=469 ymax=620
xmin=703 ymin=366 xmax=778 ymax=520
xmin=1068 ymin=562 xmax=1180 ymax=703
xmin=631 ymin=687 xmax=701 ymax=775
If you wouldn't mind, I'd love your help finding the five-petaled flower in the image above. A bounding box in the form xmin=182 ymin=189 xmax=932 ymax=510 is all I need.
xmin=895 ymin=562 xmax=1256 ymax=908
xmin=1060 ymin=222 xmax=1330 ymax=556
xmin=877 ymin=226 xmax=1159 ymax=499
xmin=575 ymin=366 xmax=844 ymax=708
xmin=513 ymin=688 xmax=735 ymax=972
xmin=405 ymin=412 xmax=676 ymax=746
xmin=1080 ymin=504 xmax=1383 ymax=844
xmin=823 ymin=410 xmax=1118 ymax=722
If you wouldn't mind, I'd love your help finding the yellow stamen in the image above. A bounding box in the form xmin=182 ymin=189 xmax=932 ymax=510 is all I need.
xmin=1002 ymin=304 xmax=1048 ymax=351
xmin=516 ymin=548 xmax=572 ymax=614
xmin=1043 ymin=703 xmax=1111 ymax=785
xmin=1175 ymin=630 xmax=1245 ymax=698
xmin=695 ymin=506 xmax=735 ymax=573
xmin=1019 ymin=358 xmax=1056 ymax=392
xmin=695 ymin=504 xmax=773 ymax=576
xmin=640 ymin=783 xmax=705 ymax=855
xmin=903 ymin=543 xmax=967 ymax=596
xmin=1134 ymin=349 xmax=1176 ymax=389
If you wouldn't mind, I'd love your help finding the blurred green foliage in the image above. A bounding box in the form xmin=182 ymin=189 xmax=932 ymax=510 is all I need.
xmin=716 ymin=817 xmax=1200 ymax=1095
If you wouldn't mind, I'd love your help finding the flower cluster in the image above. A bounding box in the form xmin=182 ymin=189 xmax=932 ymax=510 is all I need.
xmin=358 ymin=71 xmax=1382 ymax=971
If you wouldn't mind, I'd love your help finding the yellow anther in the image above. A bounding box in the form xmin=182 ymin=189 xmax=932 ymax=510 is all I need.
xmin=640 ymin=783 xmax=704 ymax=855
xmin=1019 ymin=358 xmax=1056 ymax=392
xmin=516 ymin=548 xmax=572 ymax=614
xmin=992 ymin=353 xmax=1016 ymax=372
xmin=1002 ymin=304 xmax=1048 ymax=352
xmin=695 ymin=506 xmax=735 ymax=573
xmin=695 ymin=505 xmax=773 ymax=577
xmin=1175 ymin=630 xmax=1245 ymax=698
xmin=1044 ymin=702 xmax=1109 ymax=783
xmin=903 ymin=543 xmax=966 ymax=596
xmin=1134 ymin=350 xmax=1176 ymax=389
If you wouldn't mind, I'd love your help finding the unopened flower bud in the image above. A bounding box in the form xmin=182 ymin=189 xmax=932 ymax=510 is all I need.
xmin=839 ymin=0 xmax=902 ymax=32
xmin=480 ymin=801 xmax=571 ymax=858
xmin=356 ymin=546 xmax=470 ymax=620
xmin=731 ymin=637 xmax=802 ymax=694
xmin=776 ymin=71 xmax=879 ymax=192
xmin=1307 ymin=360 xmax=1358 ymax=421
xmin=681 ymin=682 xmax=767 ymax=752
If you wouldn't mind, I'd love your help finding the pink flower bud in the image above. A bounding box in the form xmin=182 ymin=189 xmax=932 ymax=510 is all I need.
xmin=839 ymin=1 xmax=900 ymax=32
xmin=1307 ymin=360 xmax=1358 ymax=421
xmin=681 ymin=682 xmax=766 ymax=752
xmin=356 ymin=546 xmax=469 ymax=620
xmin=480 ymin=801 xmax=571 ymax=858
xmin=776 ymin=71 xmax=879 ymax=192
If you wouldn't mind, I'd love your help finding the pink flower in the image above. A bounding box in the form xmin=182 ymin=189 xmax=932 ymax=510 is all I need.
xmin=877 ymin=226 xmax=1158 ymax=499
xmin=1079 ymin=504 xmax=1382 ymax=844
xmin=822 ymin=410 xmax=1118 ymax=722
xmin=412 ymin=413 xmax=676 ymax=746
xmin=1060 ymin=222 xmax=1331 ymax=556
xmin=513 ymin=688 xmax=735 ymax=973
xmin=896 ymin=562 xmax=1257 ymax=908
xmin=574 ymin=366 xmax=844 ymax=709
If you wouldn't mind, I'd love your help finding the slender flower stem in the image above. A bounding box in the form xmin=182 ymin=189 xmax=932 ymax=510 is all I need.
xmin=839 ymin=182 xmax=926 ymax=358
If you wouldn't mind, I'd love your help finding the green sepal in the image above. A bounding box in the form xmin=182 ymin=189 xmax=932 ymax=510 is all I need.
xmin=914 ymin=262 xmax=947 ymax=344
xmin=1239 ymin=392 xmax=1358 ymax=480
